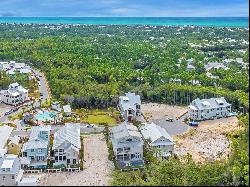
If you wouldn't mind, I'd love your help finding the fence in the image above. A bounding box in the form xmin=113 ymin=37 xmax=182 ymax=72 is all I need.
xmin=24 ymin=167 xmax=81 ymax=173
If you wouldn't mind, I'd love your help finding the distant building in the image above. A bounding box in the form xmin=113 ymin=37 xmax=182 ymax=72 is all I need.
xmin=0 ymin=83 xmax=28 ymax=106
xmin=21 ymin=126 xmax=51 ymax=169
xmin=63 ymin=105 xmax=72 ymax=116
xmin=118 ymin=92 xmax=141 ymax=122
xmin=188 ymin=97 xmax=231 ymax=121
xmin=204 ymin=62 xmax=229 ymax=71
xmin=51 ymin=102 xmax=62 ymax=112
xmin=111 ymin=123 xmax=144 ymax=168
xmin=140 ymin=123 xmax=174 ymax=159
xmin=52 ymin=124 xmax=81 ymax=167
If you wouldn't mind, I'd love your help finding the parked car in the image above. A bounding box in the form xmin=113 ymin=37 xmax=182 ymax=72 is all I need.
xmin=188 ymin=121 xmax=199 ymax=127
xmin=12 ymin=108 xmax=18 ymax=112
xmin=166 ymin=117 xmax=174 ymax=122
xmin=4 ymin=110 xmax=12 ymax=116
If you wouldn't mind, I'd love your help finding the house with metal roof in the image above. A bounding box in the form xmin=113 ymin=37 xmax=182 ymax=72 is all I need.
xmin=0 ymin=151 xmax=37 ymax=186
xmin=188 ymin=97 xmax=231 ymax=121
xmin=0 ymin=82 xmax=28 ymax=106
xmin=52 ymin=124 xmax=81 ymax=167
xmin=118 ymin=92 xmax=141 ymax=122
xmin=21 ymin=125 xmax=51 ymax=169
xmin=111 ymin=122 xmax=144 ymax=168
xmin=140 ymin=122 xmax=174 ymax=159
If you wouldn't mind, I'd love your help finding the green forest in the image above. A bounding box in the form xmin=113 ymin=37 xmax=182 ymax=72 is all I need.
xmin=0 ymin=23 xmax=249 ymax=185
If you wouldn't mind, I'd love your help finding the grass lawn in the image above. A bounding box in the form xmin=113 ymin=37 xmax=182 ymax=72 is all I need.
xmin=82 ymin=114 xmax=116 ymax=125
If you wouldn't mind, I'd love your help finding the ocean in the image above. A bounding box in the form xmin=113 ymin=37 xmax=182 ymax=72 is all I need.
xmin=0 ymin=17 xmax=248 ymax=27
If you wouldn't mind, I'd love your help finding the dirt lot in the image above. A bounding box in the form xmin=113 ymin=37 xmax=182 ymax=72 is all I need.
xmin=141 ymin=102 xmax=188 ymax=121
xmin=25 ymin=134 xmax=114 ymax=186
xmin=174 ymin=116 xmax=240 ymax=162
xmin=0 ymin=103 xmax=13 ymax=117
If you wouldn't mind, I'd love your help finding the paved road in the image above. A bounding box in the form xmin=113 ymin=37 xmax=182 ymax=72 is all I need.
xmin=33 ymin=70 xmax=49 ymax=102
xmin=153 ymin=114 xmax=189 ymax=136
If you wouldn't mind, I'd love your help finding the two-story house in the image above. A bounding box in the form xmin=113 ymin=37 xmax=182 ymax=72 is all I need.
xmin=0 ymin=83 xmax=28 ymax=106
xmin=118 ymin=92 xmax=141 ymax=122
xmin=111 ymin=122 xmax=144 ymax=168
xmin=21 ymin=125 xmax=51 ymax=169
xmin=140 ymin=122 xmax=174 ymax=159
xmin=188 ymin=97 xmax=232 ymax=121
xmin=0 ymin=150 xmax=37 ymax=186
xmin=52 ymin=124 xmax=81 ymax=167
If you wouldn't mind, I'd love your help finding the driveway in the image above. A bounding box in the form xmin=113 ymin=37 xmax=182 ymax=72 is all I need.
xmin=153 ymin=116 xmax=189 ymax=136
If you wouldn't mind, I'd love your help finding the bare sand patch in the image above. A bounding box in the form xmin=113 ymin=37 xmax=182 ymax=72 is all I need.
xmin=174 ymin=116 xmax=240 ymax=162
xmin=25 ymin=134 xmax=114 ymax=186
xmin=141 ymin=102 xmax=188 ymax=121
xmin=0 ymin=103 xmax=12 ymax=117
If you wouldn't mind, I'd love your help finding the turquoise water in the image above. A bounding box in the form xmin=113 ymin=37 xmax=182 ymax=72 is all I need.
xmin=35 ymin=111 xmax=57 ymax=121
xmin=0 ymin=17 xmax=248 ymax=27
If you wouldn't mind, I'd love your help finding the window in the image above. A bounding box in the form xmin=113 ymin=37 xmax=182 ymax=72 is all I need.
xmin=128 ymin=110 xmax=132 ymax=114
xmin=12 ymin=175 xmax=15 ymax=180
xmin=31 ymin=149 xmax=34 ymax=152
xmin=126 ymin=139 xmax=132 ymax=142
xmin=73 ymin=159 xmax=76 ymax=164
xmin=63 ymin=156 xmax=66 ymax=161
xmin=38 ymin=149 xmax=43 ymax=153
xmin=67 ymin=159 xmax=70 ymax=164
xmin=117 ymin=148 xmax=123 ymax=152
xmin=124 ymin=147 xmax=130 ymax=151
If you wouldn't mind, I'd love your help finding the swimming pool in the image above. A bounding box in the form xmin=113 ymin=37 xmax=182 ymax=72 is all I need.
xmin=35 ymin=111 xmax=57 ymax=121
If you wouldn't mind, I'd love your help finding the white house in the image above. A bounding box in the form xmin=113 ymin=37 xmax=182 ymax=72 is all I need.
xmin=111 ymin=123 xmax=144 ymax=168
xmin=0 ymin=83 xmax=28 ymax=106
xmin=63 ymin=105 xmax=72 ymax=116
xmin=118 ymin=92 xmax=141 ymax=122
xmin=188 ymin=97 xmax=232 ymax=121
xmin=52 ymin=124 xmax=81 ymax=167
xmin=21 ymin=125 xmax=51 ymax=169
xmin=140 ymin=122 xmax=174 ymax=159
xmin=51 ymin=102 xmax=62 ymax=112
xmin=0 ymin=150 xmax=37 ymax=186
xmin=204 ymin=62 xmax=229 ymax=71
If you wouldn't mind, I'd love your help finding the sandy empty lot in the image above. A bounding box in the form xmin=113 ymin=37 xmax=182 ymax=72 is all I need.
xmin=25 ymin=134 xmax=114 ymax=186
xmin=141 ymin=102 xmax=188 ymax=121
xmin=174 ymin=116 xmax=240 ymax=162
xmin=0 ymin=103 xmax=13 ymax=117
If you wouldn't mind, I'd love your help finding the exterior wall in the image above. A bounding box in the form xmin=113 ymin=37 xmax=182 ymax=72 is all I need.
xmin=23 ymin=148 xmax=48 ymax=168
xmin=113 ymin=137 xmax=143 ymax=167
xmin=151 ymin=139 xmax=174 ymax=158
xmin=53 ymin=145 xmax=79 ymax=167
xmin=8 ymin=143 xmax=20 ymax=155
xmin=189 ymin=106 xmax=231 ymax=121
xmin=1 ymin=91 xmax=28 ymax=106
xmin=0 ymin=173 xmax=17 ymax=186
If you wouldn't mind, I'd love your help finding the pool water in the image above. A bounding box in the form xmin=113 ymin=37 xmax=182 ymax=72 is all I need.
xmin=35 ymin=111 xmax=57 ymax=121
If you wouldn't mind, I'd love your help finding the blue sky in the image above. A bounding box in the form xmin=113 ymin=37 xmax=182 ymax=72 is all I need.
xmin=0 ymin=0 xmax=248 ymax=17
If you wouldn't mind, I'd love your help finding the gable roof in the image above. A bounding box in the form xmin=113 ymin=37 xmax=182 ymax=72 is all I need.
xmin=111 ymin=122 xmax=142 ymax=140
xmin=52 ymin=124 xmax=81 ymax=151
xmin=140 ymin=122 xmax=174 ymax=145
xmin=119 ymin=92 xmax=141 ymax=111
xmin=190 ymin=97 xmax=231 ymax=110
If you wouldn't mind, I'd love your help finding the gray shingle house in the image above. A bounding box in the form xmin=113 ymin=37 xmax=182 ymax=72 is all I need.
xmin=111 ymin=123 xmax=144 ymax=168
xmin=188 ymin=97 xmax=231 ymax=121
xmin=52 ymin=124 xmax=81 ymax=167
xmin=118 ymin=92 xmax=141 ymax=122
